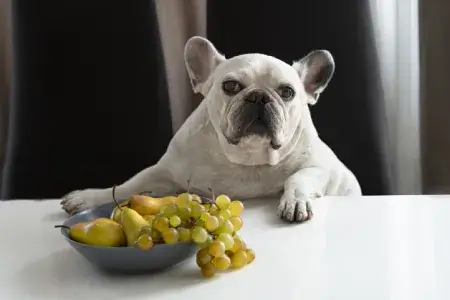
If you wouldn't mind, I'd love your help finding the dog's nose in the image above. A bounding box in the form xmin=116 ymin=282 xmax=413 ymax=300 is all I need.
xmin=245 ymin=90 xmax=271 ymax=104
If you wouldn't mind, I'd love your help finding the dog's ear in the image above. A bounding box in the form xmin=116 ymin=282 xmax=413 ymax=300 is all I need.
xmin=184 ymin=36 xmax=226 ymax=95
xmin=292 ymin=50 xmax=335 ymax=105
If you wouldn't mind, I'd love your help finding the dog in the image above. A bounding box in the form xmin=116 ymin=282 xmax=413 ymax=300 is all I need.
xmin=61 ymin=36 xmax=362 ymax=222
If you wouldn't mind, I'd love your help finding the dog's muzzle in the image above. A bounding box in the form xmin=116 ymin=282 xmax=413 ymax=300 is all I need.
xmin=226 ymin=89 xmax=283 ymax=149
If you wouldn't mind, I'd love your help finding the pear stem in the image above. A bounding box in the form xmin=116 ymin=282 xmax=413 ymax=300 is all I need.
xmin=54 ymin=225 xmax=70 ymax=230
xmin=111 ymin=185 xmax=123 ymax=211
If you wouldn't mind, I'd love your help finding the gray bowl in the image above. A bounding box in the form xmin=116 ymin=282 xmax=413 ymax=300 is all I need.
xmin=59 ymin=202 xmax=198 ymax=274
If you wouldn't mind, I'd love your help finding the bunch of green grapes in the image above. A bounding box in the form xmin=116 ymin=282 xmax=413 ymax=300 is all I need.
xmin=137 ymin=187 xmax=255 ymax=278
xmin=191 ymin=194 xmax=255 ymax=278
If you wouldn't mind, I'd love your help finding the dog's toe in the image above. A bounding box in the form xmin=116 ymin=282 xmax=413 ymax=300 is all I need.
xmin=278 ymin=195 xmax=313 ymax=223
xmin=62 ymin=196 xmax=87 ymax=215
xmin=60 ymin=188 xmax=112 ymax=215
xmin=60 ymin=190 xmax=81 ymax=205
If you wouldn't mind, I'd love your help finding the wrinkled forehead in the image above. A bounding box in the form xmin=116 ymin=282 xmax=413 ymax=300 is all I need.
xmin=216 ymin=54 xmax=299 ymax=85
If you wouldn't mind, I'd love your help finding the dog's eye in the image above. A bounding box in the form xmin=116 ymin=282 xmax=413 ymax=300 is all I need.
xmin=222 ymin=80 xmax=243 ymax=95
xmin=279 ymin=86 xmax=295 ymax=100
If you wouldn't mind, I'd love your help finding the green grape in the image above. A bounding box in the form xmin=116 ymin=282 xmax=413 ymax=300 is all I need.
xmin=177 ymin=192 xmax=192 ymax=207
xmin=229 ymin=216 xmax=243 ymax=231
xmin=162 ymin=203 xmax=178 ymax=217
xmin=230 ymin=250 xmax=248 ymax=269
xmin=136 ymin=234 xmax=154 ymax=251
xmin=230 ymin=235 xmax=244 ymax=253
xmin=150 ymin=228 xmax=162 ymax=242
xmin=178 ymin=227 xmax=191 ymax=242
xmin=213 ymin=254 xmax=231 ymax=271
xmin=215 ymin=220 xmax=234 ymax=235
xmin=217 ymin=215 xmax=225 ymax=224
xmin=139 ymin=226 xmax=152 ymax=236
xmin=196 ymin=248 xmax=212 ymax=266
xmin=246 ymin=249 xmax=256 ymax=264
xmin=217 ymin=233 xmax=234 ymax=250
xmin=208 ymin=241 xmax=226 ymax=257
xmin=169 ymin=215 xmax=182 ymax=227
xmin=196 ymin=219 xmax=205 ymax=228
xmin=162 ymin=228 xmax=179 ymax=244
xmin=178 ymin=206 xmax=191 ymax=222
xmin=219 ymin=209 xmax=231 ymax=220
xmin=201 ymin=262 xmax=215 ymax=278
xmin=229 ymin=200 xmax=244 ymax=217
xmin=153 ymin=216 xmax=170 ymax=232
xmin=191 ymin=227 xmax=208 ymax=244
xmin=198 ymin=235 xmax=213 ymax=249
xmin=191 ymin=202 xmax=206 ymax=219
xmin=192 ymin=194 xmax=202 ymax=203
xmin=200 ymin=212 xmax=210 ymax=222
xmin=209 ymin=205 xmax=220 ymax=216
xmin=190 ymin=200 xmax=200 ymax=208
xmin=215 ymin=194 xmax=231 ymax=210
xmin=241 ymin=239 xmax=248 ymax=250
xmin=204 ymin=215 xmax=219 ymax=232
xmin=196 ymin=257 xmax=203 ymax=268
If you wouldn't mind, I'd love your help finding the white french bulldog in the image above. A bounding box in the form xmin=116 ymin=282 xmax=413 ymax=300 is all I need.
xmin=61 ymin=36 xmax=361 ymax=222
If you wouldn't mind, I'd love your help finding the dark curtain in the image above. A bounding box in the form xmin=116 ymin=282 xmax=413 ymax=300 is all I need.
xmin=207 ymin=1 xmax=388 ymax=195
xmin=1 ymin=0 xmax=172 ymax=199
xmin=1 ymin=0 xmax=388 ymax=199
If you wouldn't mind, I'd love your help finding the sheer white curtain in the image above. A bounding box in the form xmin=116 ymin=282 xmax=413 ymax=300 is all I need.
xmin=155 ymin=0 xmax=206 ymax=133
xmin=369 ymin=0 xmax=422 ymax=194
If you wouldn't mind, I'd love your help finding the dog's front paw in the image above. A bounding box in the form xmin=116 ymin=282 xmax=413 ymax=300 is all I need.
xmin=277 ymin=192 xmax=313 ymax=223
xmin=60 ymin=189 xmax=110 ymax=215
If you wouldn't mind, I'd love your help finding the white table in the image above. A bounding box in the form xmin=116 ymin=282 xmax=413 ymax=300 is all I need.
xmin=1 ymin=196 xmax=449 ymax=300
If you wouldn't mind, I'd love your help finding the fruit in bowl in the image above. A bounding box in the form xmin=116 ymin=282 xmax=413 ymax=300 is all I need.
xmin=57 ymin=183 xmax=255 ymax=277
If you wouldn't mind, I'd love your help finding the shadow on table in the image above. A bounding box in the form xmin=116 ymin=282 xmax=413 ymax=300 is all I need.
xmin=18 ymin=248 xmax=214 ymax=298
xmin=41 ymin=211 xmax=68 ymax=222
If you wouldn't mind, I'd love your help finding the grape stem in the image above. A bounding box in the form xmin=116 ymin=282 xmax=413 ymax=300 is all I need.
xmin=187 ymin=179 xmax=191 ymax=193
xmin=207 ymin=187 xmax=219 ymax=209
xmin=111 ymin=185 xmax=123 ymax=211
xmin=208 ymin=187 xmax=215 ymax=201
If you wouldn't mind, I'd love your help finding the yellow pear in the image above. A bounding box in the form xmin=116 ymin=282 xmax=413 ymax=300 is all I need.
xmin=120 ymin=207 xmax=150 ymax=246
xmin=56 ymin=218 xmax=126 ymax=247
xmin=130 ymin=194 xmax=177 ymax=215
xmin=110 ymin=199 xmax=131 ymax=222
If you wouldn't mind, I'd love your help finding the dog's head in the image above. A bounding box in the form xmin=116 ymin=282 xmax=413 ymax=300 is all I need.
xmin=184 ymin=37 xmax=335 ymax=166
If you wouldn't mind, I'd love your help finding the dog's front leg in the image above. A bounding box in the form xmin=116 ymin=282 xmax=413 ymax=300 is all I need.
xmin=277 ymin=167 xmax=328 ymax=223
xmin=61 ymin=163 xmax=175 ymax=215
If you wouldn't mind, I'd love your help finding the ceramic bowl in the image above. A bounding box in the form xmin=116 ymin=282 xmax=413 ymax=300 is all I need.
xmin=59 ymin=201 xmax=197 ymax=274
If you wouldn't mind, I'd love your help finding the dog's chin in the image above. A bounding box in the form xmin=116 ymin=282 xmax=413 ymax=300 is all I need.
xmin=226 ymin=134 xmax=272 ymax=150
